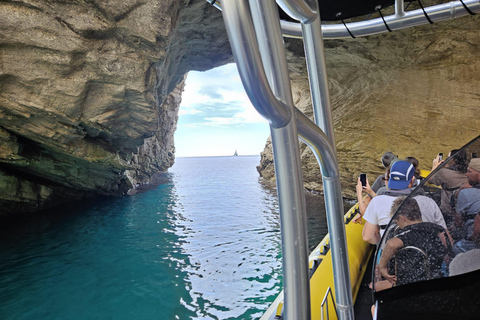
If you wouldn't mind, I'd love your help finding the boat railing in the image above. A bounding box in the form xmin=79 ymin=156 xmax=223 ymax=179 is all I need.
xmin=217 ymin=0 xmax=480 ymax=319
xmin=221 ymin=0 xmax=353 ymax=319
xmin=321 ymin=287 xmax=339 ymax=320
xmin=208 ymin=0 xmax=480 ymax=39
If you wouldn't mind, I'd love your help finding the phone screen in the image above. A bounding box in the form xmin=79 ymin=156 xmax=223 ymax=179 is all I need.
xmin=359 ymin=173 xmax=367 ymax=187
xmin=438 ymin=153 xmax=443 ymax=161
xmin=472 ymin=153 xmax=478 ymax=159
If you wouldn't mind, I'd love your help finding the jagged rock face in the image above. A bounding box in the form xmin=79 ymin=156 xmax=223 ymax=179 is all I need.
xmin=259 ymin=15 xmax=480 ymax=198
xmin=1 ymin=0 xmax=479 ymax=215
xmin=0 ymin=0 xmax=230 ymax=214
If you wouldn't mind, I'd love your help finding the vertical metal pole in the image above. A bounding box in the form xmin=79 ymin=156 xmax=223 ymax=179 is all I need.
xmin=299 ymin=5 xmax=354 ymax=319
xmin=250 ymin=1 xmax=311 ymax=319
xmin=301 ymin=18 xmax=336 ymax=151
xmin=395 ymin=0 xmax=405 ymax=17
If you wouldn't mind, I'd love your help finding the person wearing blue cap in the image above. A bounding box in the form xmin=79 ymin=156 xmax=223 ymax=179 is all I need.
xmin=359 ymin=160 xmax=447 ymax=244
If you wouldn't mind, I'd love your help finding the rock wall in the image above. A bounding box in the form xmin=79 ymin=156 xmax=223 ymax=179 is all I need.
xmin=1 ymin=0 xmax=479 ymax=215
xmin=0 ymin=0 xmax=230 ymax=214
xmin=259 ymin=14 xmax=480 ymax=198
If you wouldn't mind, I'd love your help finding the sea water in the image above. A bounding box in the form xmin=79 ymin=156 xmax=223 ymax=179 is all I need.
xmin=0 ymin=156 xmax=332 ymax=320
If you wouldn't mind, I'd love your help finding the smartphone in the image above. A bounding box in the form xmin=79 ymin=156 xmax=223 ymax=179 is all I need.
xmin=438 ymin=153 xmax=443 ymax=161
xmin=359 ymin=173 xmax=367 ymax=187
xmin=472 ymin=152 xmax=478 ymax=159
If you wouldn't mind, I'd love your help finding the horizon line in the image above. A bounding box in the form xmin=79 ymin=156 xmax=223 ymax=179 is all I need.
xmin=176 ymin=154 xmax=261 ymax=158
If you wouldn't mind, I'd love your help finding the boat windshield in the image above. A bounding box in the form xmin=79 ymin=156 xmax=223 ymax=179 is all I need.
xmin=373 ymin=135 xmax=480 ymax=317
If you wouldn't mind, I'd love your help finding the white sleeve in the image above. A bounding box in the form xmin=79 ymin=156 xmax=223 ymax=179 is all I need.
xmin=363 ymin=198 xmax=378 ymax=225
xmin=416 ymin=196 xmax=447 ymax=229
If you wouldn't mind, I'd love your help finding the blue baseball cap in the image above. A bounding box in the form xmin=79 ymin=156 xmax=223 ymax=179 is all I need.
xmin=388 ymin=160 xmax=415 ymax=190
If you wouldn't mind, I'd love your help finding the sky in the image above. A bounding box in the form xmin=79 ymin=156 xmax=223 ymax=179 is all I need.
xmin=174 ymin=63 xmax=271 ymax=157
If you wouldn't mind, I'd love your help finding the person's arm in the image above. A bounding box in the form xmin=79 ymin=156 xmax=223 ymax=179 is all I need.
xmin=454 ymin=191 xmax=468 ymax=228
xmin=364 ymin=178 xmax=376 ymax=198
xmin=454 ymin=212 xmax=466 ymax=229
xmin=431 ymin=155 xmax=444 ymax=171
xmin=362 ymin=221 xmax=381 ymax=244
xmin=426 ymin=156 xmax=444 ymax=185
xmin=437 ymin=230 xmax=454 ymax=251
xmin=472 ymin=214 xmax=480 ymax=245
xmin=353 ymin=178 xmax=372 ymax=223
xmin=378 ymin=237 xmax=403 ymax=282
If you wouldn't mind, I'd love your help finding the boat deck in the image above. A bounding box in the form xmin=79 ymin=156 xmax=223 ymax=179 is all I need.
xmin=353 ymin=253 xmax=375 ymax=320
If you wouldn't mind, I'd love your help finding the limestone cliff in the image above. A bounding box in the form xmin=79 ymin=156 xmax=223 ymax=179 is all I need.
xmin=1 ymin=0 xmax=479 ymax=215
xmin=0 ymin=0 xmax=230 ymax=214
xmin=258 ymin=14 xmax=480 ymax=198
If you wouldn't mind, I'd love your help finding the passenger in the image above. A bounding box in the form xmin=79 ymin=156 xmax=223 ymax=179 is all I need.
xmin=452 ymin=158 xmax=480 ymax=254
xmin=373 ymin=167 xmax=390 ymax=196
xmin=356 ymin=161 xmax=447 ymax=244
xmin=371 ymin=151 xmax=398 ymax=193
xmin=428 ymin=149 xmax=469 ymax=227
xmin=405 ymin=156 xmax=422 ymax=188
xmin=354 ymin=168 xmax=390 ymax=222
xmin=378 ymin=197 xmax=450 ymax=286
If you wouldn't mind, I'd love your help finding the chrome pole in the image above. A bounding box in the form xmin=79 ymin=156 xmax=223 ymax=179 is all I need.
xmin=295 ymin=110 xmax=353 ymax=320
xmin=277 ymin=1 xmax=354 ymax=318
xmin=250 ymin=1 xmax=310 ymax=318
xmin=302 ymin=16 xmax=354 ymax=319
xmin=395 ymin=0 xmax=405 ymax=17
xmin=222 ymin=1 xmax=310 ymax=319
xmin=301 ymin=17 xmax=336 ymax=149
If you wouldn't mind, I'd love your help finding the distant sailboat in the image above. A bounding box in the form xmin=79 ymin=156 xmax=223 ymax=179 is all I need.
xmin=233 ymin=149 xmax=238 ymax=157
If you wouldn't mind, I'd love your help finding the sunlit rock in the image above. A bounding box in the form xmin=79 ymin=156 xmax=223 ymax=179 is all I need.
xmin=0 ymin=0 xmax=230 ymax=214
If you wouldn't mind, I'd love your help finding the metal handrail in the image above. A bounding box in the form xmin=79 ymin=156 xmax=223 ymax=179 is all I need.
xmin=216 ymin=0 xmax=479 ymax=319
xmin=208 ymin=0 xmax=480 ymax=39
xmin=321 ymin=287 xmax=339 ymax=320
xmin=281 ymin=0 xmax=480 ymax=39
xmin=222 ymin=1 xmax=311 ymax=319
xmin=276 ymin=0 xmax=318 ymax=23
xmin=221 ymin=0 xmax=354 ymax=319
xmin=281 ymin=0 xmax=354 ymax=318
xmin=250 ymin=0 xmax=311 ymax=319
xmin=218 ymin=1 xmax=291 ymax=129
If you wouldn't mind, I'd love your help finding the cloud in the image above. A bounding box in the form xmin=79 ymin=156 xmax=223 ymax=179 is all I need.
xmin=179 ymin=64 xmax=268 ymax=128
xmin=178 ymin=108 xmax=202 ymax=116
xmin=175 ymin=64 xmax=270 ymax=157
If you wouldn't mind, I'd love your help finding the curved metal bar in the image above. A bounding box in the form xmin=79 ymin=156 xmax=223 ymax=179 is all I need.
xmin=295 ymin=110 xmax=338 ymax=178
xmin=223 ymin=1 xmax=312 ymax=319
xmin=220 ymin=1 xmax=291 ymax=128
xmin=299 ymin=6 xmax=354 ymax=318
xmin=249 ymin=0 xmax=294 ymax=109
xmin=280 ymin=0 xmax=480 ymax=39
xmin=296 ymin=109 xmax=354 ymax=320
xmin=249 ymin=1 xmax=311 ymax=319
xmin=276 ymin=0 xmax=318 ymax=23
xmin=208 ymin=1 xmax=480 ymax=39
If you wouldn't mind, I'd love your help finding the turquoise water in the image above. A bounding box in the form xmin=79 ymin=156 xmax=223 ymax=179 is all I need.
xmin=0 ymin=156 xmax=329 ymax=320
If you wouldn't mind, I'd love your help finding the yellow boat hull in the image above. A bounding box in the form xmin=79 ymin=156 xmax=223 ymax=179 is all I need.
xmin=262 ymin=203 xmax=374 ymax=320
